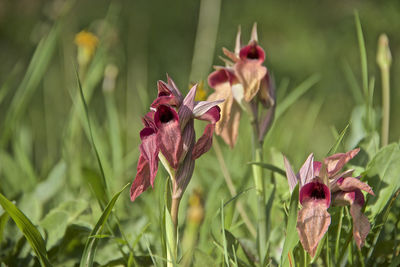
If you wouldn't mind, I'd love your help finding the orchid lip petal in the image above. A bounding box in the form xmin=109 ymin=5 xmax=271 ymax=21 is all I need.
xmin=154 ymin=105 xmax=182 ymax=169
xmin=297 ymin=201 xmax=331 ymax=257
xmin=299 ymin=179 xmax=331 ymax=208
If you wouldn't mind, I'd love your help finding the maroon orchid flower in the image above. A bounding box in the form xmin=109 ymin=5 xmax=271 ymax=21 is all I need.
xmin=284 ymin=148 xmax=374 ymax=257
xmin=130 ymin=76 xmax=222 ymax=201
xmin=207 ymin=23 xmax=275 ymax=148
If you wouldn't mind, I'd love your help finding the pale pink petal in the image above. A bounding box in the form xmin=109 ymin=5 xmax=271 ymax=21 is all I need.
xmin=178 ymin=84 xmax=197 ymax=130
xmin=324 ymin=148 xmax=360 ymax=177
xmin=250 ymin=23 xmax=258 ymax=43
xmin=299 ymin=154 xmax=315 ymax=186
xmin=283 ymin=156 xmax=298 ymax=193
xmin=297 ymin=201 xmax=331 ymax=257
xmin=350 ymin=204 xmax=371 ymax=249
xmin=336 ymin=177 xmax=374 ymax=196
xmin=234 ymin=25 xmax=242 ymax=55
xmin=218 ymin=99 xmax=241 ymax=148
xmin=234 ymin=60 xmax=267 ymax=102
xmin=195 ymin=106 xmax=221 ymax=124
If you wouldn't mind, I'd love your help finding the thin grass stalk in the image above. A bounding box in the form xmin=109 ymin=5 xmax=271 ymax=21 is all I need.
xmin=376 ymin=34 xmax=392 ymax=147
xmin=213 ymin=139 xmax=257 ymax=237
xmin=334 ymin=207 xmax=344 ymax=262
xmin=326 ymin=232 xmax=330 ymax=267
xmin=251 ymin=119 xmax=266 ymax=265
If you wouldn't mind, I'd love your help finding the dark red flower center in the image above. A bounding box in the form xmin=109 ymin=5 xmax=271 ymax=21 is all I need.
xmin=310 ymin=183 xmax=326 ymax=199
xmin=158 ymin=91 xmax=170 ymax=97
xmin=158 ymin=105 xmax=175 ymax=123
xmin=247 ymin=46 xmax=260 ymax=59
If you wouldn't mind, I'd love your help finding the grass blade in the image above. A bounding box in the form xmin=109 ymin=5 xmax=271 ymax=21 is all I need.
xmin=79 ymin=183 xmax=129 ymax=267
xmin=0 ymin=193 xmax=52 ymax=267
xmin=326 ymin=123 xmax=350 ymax=156
xmin=275 ymin=74 xmax=320 ymax=120
xmin=1 ymin=23 xmax=61 ymax=146
xmin=76 ymin=71 xmax=109 ymax=199
xmin=280 ymin=184 xmax=299 ymax=267
xmin=248 ymin=162 xmax=286 ymax=177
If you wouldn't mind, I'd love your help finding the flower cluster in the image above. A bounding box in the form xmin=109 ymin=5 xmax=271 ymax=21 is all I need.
xmin=130 ymin=76 xmax=222 ymax=201
xmin=207 ymin=24 xmax=275 ymax=148
xmin=284 ymin=148 xmax=374 ymax=257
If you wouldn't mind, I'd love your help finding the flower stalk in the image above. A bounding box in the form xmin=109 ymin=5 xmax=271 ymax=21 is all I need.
xmin=376 ymin=34 xmax=392 ymax=147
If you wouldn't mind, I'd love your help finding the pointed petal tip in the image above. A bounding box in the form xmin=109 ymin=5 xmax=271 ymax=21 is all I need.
xmin=250 ymin=22 xmax=258 ymax=42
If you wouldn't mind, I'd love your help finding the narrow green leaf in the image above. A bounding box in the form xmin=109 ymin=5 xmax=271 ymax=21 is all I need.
xmin=354 ymin=11 xmax=368 ymax=100
xmin=248 ymin=162 xmax=286 ymax=177
xmin=0 ymin=193 xmax=52 ymax=267
xmin=76 ymin=71 xmax=109 ymax=200
xmin=275 ymin=74 xmax=320 ymax=120
xmin=79 ymin=183 xmax=129 ymax=267
xmin=1 ymin=22 xmax=61 ymax=146
xmin=326 ymin=123 xmax=350 ymax=156
xmin=281 ymin=184 xmax=299 ymax=267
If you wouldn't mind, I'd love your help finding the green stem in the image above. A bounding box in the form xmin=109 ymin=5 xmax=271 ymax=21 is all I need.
xmin=251 ymin=120 xmax=266 ymax=265
xmin=167 ymin=196 xmax=180 ymax=267
xmin=380 ymin=65 xmax=390 ymax=147
xmin=334 ymin=207 xmax=344 ymax=262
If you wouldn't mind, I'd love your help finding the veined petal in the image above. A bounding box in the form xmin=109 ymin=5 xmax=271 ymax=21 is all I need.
xmin=195 ymin=105 xmax=221 ymax=124
xmin=208 ymin=68 xmax=236 ymax=88
xmin=139 ymin=127 xmax=159 ymax=186
xmin=151 ymin=78 xmax=183 ymax=108
xmin=299 ymin=153 xmax=314 ymax=186
xmin=332 ymin=190 xmax=370 ymax=249
xmin=192 ymin=124 xmax=215 ymax=160
xmin=297 ymin=201 xmax=331 ymax=257
xmin=180 ymin=120 xmax=196 ymax=161
xmin=283 ymin=156 xmax=298 ymax=193
xmin=130 ymin=154 xmax=151 ymax=202
xmin=167 ymin=74 xmax=183 ymax=99
xmin=324 ymin=148 xmax=360 ymax=177
xmin=178 ymin=84 xmax=197 ymax=130
xmin=350 ymin=203 xmax=370 ymax=249
xmin=174 ymin=147 xmax=195 ymax=199
xmin=155 ymin=105 xmax=182 ymax=169
xmin=313 ymin=161 xmax=322 ymax=177
xmin=218 ymin=97 xmax=241 ymax=148
xmin=193 ymin=100 xmax=224 ymax=119
xmin=336 ymin=177 xmax=374 ymax=196
xmin=142 ymin=111 xmax=156 ymax=128
xmin=234 ymin=60 xmax=267 ymax=102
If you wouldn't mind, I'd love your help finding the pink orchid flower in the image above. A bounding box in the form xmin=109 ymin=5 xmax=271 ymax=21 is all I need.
xmin=284 ymin=148 xmax=374 ymax=257
xmin=208 ymin=23 xmax=275 ymax=148
xmin=130 ymin=76 xmax=222 ymax=201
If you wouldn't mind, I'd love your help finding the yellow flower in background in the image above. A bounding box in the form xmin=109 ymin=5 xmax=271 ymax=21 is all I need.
xmin=74 ymin=30 xmax=99 ymax=68
xmin=189 ymin=80 xmax=208 ymax=101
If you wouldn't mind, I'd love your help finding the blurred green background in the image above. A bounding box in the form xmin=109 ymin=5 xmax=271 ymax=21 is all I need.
xmin=0 ymin=0 xmax=399 ymax=265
